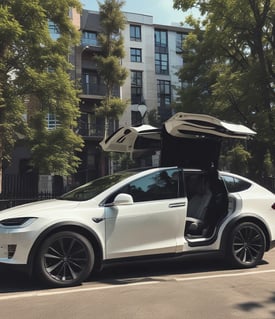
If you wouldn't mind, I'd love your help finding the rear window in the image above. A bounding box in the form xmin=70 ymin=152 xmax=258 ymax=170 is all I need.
xmin=221 ymin=175 xmax=251 ymax=193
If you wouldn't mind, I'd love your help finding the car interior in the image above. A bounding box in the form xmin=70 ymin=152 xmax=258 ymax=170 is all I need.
xmin=184 ymin=169 xmax=229 ymax=239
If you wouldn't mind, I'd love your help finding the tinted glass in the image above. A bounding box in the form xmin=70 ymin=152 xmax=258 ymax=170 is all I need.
xmin=105 ymin=168 xmax=182 ymax=203
xmin=59 ymin=171 xmax=137 ymax=201
xmin=221 ymin=175 xmax=251 ymax=193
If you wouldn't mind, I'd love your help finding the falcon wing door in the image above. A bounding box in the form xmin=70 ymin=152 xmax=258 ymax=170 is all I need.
xmin=160 ymin=113 xmax=256 ymax=169
xmin=100 ymin=125 xmax=161 ymax=155
xmin=164 ymin=112 xmax=256 ymax=139
xmin=100 ymin=113 xmax=256 ymax=169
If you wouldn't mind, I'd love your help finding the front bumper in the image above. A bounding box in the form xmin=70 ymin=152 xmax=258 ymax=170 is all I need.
xmin=0 ymin=223 xmax=42 ymax=265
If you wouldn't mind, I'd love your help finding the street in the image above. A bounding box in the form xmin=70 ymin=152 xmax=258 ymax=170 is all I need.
xmin=1 ymin=250 xmax=275 ymax=318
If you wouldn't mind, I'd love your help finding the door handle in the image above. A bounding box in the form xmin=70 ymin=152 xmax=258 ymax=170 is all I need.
xmin=169 ymin=202 xmax=186 ymax=208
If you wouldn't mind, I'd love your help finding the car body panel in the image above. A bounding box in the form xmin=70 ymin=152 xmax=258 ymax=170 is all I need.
xmin=105 ymin=197 xmax=187 ymax=259
xmin=220 ymin=172 xmax=275 ymax=239
xmin=0 ymin=201 xmax=107 ymax=264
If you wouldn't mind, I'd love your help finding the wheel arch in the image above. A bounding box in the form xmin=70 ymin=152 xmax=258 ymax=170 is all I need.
xmin=220 ymin=215 xmax=271 ymax=252
xmin=27 ymin=222 xmax=104 ymax=275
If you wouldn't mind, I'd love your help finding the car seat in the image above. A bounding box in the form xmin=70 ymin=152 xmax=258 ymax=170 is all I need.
xmin=186 ymin=175 xmax=212 ymax=236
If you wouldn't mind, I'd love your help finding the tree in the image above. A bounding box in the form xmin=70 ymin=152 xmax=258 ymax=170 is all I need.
xmin=95 ymin=0 xmax=128 ymax=139
xmin=220 ymin=143 xmax=252 ymax=175
xmin=0 ymin=0 xmax=83 ymax=192
xmin=173 ymin=0 xmax=275 ymax=178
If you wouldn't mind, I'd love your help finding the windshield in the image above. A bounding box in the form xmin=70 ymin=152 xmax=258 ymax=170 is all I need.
xmin=59 ymin=171 xmax=137 ymax=201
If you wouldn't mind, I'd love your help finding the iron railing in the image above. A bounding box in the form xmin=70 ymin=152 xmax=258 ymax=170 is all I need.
xmin=81 ymin=83 xmax=120 ymax=97
xmin=77 ymin=122 xmax=118 ymax=138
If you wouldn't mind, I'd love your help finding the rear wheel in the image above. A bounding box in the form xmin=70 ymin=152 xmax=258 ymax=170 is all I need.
xmin=227 ymin=222 xmax=266 ymax=268
xmin=35 ymin=231 xmax=94 ymax=287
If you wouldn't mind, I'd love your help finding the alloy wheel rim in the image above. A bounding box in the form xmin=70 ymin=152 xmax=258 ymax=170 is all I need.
xmin=233 ymin=226 xmax=264 ymax=264
xmin=43 ymin=237 xmax=89 ymax=282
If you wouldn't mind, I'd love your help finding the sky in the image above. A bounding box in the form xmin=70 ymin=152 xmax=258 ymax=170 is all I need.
xmin=81 ymin=0 xmax=198 ymax=26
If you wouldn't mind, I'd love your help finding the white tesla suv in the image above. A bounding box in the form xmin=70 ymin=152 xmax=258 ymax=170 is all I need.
xmin=0 ymin=113 xmax=274 ymax=288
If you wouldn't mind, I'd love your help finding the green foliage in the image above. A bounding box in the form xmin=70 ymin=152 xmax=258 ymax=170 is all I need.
xmin=95 ymin=0 xmax=128 ymax=136
xmin=111 ymin=152 xmax=135 ymax=172
xmin=220 ymin=143 xmax=252 ymax=175
xmin=264 ymin=150 xmax=274 ymax=177
xmin=0 ymin=85 xmax=29 ymax=161
xmin=0 ymin=0 xmax=83 ymax=175
xmin=98 ymin=0 xmax=126 ymax=34
xmin=173 ymin=0 xmax=275 ymax=178
xmin=31 ymin=125 xmax=83 ymax=175
xmin=95 ymin=55 xmax=128 ymax=90
xmin=95 ymin=97 xmax=128 ymax=118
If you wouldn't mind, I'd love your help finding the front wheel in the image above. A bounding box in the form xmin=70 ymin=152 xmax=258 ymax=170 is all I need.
xmin=227 ymin=222 xmax=266 ymax=268
xmin=35 ymin=231 xmax=94 ymax=287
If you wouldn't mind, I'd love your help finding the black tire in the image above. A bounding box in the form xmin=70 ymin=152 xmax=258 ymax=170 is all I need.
xmin=227 ymin=222 xmax=266 ymax=268
xmin=35 ymin=231 xmax=94 ymax=287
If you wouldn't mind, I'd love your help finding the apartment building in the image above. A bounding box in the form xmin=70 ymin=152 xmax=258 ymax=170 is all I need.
xmin=76 ymin=9 xmax=190 ymax=182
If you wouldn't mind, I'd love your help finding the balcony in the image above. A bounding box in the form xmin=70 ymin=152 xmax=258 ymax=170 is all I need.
xmin=81 ymin=39 xmax=101 ymax=48
xmin=77 ymin=122 xmax=117 ymax=139
xmin=81 ymin=83 xmax=120 ymax=98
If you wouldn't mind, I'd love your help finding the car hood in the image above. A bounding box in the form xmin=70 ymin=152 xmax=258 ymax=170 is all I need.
xmin=100 ymin=112 xmax=256 ymax=169
xmin=0 ymin=199 xmax=81 ymax=219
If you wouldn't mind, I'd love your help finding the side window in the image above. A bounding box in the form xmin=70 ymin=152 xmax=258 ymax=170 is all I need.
xmin=106 ymin=169 xmax=181 ymax=203
xmin=132 ymin=169 xmax=180 ymax=202
xmin=222 ymin=175 xmax=251 ymax=193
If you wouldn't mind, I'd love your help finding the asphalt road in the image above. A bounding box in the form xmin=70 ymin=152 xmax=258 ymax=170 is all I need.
xmin=1 ymin=250 xmax=275 ymax=319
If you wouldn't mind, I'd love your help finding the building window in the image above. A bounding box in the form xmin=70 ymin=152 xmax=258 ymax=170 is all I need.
xmin=155 ymin=29 xmax=168 ymax=48
xmin=155 ymin=53 xmax=169 ymax=75
xmin=130 ymin=25 xmax=141 ymax=41
xmin=157 ymin=80 xmax=171 ymax=122
xmin=130 ymin=48 xmax=142 ymax=62
xmin=176 ymin=32 xmax=187 ymax=53
xmin=48 ymin=21 xmax=60 ymax=40
xmin=131 ymin=71 xmax=143 ymax=104
xmin=82 ymin=31 xmax=98 ymax=46
xmin=46 ymin=113 xmax=60 ymax=130
xmin=82 ymin=70 xmax=100 ymax=95
xmin=157 ymin=80 xmax=171 ymax=105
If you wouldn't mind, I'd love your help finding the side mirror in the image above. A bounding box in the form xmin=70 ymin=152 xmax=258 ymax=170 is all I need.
xmin=113 ymin=193 xmax=134 ymax=206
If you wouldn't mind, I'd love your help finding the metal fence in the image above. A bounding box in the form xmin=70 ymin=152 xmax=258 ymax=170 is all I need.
xmin=0 ymin=192 xmax=56 ymax=211
xmin=0 ymin=174 xmax=64 ymax=211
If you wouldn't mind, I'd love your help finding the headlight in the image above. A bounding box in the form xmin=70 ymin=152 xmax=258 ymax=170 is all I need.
xmin=0 ymin=217 xmax=37 ymax=227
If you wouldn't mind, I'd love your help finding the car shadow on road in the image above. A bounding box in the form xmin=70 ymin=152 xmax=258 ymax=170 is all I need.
xmin=0 ymin=254 xmax=269 ymax=293
xmin=0 ymin=265 xmax=43 ymax=293
xmin=88 ymin=252 xmax=259 ymax=285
